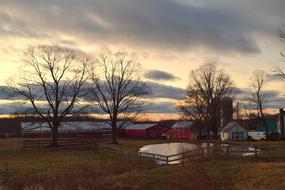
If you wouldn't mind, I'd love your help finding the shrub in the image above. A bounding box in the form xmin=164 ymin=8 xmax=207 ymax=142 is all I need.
xmin=247 ymin=135 xmax=256 ymax=141
xmin=266 ymin=132 xmax=280 ymax=141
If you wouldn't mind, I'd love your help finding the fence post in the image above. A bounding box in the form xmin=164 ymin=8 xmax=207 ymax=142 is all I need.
xmin=182 ymin=151 xmax=185 ymax=164
xmin=166 ymin=156 xmax=169 ymax=165
xmin=152 ymin=154 xmax=155 ymax=165
xmin=139 ymin=152 xmax=142 ymax=163
xmin=226 ymin=146 xmax=230 ymax=157
xmin=254 ymin=146 xmax=257 ymax=159
xmin=207 ymin=143 xmax=209 ymax=156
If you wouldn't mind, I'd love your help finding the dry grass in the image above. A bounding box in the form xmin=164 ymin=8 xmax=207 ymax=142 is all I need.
xmin=0 ymin=148 xmax=153 ymax=189
xmin=1 ymin=138 xmax=285 ymax=189
xmin=203 ymin=160 xmax=285 ymax=190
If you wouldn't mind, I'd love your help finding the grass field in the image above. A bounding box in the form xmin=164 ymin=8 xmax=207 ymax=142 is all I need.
xmin=1 ymin=138 xmax=285 ymax=189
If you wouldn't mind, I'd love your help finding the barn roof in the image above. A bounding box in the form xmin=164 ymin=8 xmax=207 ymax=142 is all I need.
xmin=171 ymin=121 xmax=194 ymax=128
xmin=158 ymin=120 xmax=177 ymax=127
xmin=125 ymin=123 xmax=157 ymax=130
xmin=21 ymin=122 xmax=115 ymax=132
xmin=220 ymin=122 xmax=246 ymax=133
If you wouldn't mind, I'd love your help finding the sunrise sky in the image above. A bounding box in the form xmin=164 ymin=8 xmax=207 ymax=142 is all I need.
xmin=0 ymin=0 xmax=285 ymax=119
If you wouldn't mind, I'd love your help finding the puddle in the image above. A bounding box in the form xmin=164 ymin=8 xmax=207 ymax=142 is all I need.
xmin=138 ymin=142 xmax=258 ymax=164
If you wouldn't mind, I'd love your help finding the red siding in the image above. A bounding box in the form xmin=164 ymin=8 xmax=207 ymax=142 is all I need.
xmin=145 ymin=125 xmax=169 ymax=137
xmin=168 ymin=128 xmax=197 ymax=140
xmin=125 ymin=129 xmax=146 ymax=137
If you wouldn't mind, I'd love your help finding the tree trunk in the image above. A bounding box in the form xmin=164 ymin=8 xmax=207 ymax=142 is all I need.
xmin=111 ymin=119 xmax=118 ymax=144
xmin=261 ymin=117 xmax=268 ymax=136
xmin=50 ymin=127 xmax=59 ymax=147
xmin=260 ymin=110 xmax=268 ymax=136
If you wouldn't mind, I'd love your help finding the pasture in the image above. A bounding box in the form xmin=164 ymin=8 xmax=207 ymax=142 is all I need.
xmin=0 ymin=138 xmax=285 ymax=190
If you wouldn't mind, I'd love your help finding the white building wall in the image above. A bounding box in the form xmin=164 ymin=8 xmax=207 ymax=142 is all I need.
xmin=220 ymin=122 xmax=247 ymax=141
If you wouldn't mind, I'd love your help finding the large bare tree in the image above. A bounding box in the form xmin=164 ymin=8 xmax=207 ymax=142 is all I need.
xmin=9 ymin=45 xmax=91 ymax=147
xmin=89 ymin=50 xmax=147 ymax=144
xmin=247 ymin=70 xmax=268 ymax=135
xmin=179 ymin=63 xmax=234 ymax=136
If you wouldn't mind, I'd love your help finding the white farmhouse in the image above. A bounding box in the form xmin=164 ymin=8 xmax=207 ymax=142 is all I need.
xmin=219 ymin=122 xmax=247 ymax=141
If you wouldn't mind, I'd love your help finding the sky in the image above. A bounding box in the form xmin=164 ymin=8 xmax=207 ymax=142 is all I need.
xmin=0 ymin=0 xmax=285 ymax=119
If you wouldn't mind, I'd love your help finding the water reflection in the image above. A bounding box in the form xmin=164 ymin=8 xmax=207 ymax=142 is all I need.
xmin=139 ymin=143 xmax=258 ymax=164
xmin=139 ymin=142 xmax=209 ymax=164
xmin=139 ymin=143 xmax=199 ymax=156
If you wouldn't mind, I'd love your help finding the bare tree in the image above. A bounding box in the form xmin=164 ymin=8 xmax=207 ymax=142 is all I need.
xmin=8 ymin=45 xmax=91 ymax=147
xmin=178 ymin=89 xmax=205 ymax=121
xmin=247 ymin=70 xmax=268 ymax=135
xmin=89 ymin=50 xmax=147 ymax=144
xmin=179 ymin=63 xmax=234 ymax=136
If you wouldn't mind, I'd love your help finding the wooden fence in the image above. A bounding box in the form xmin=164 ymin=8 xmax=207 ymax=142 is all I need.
xmin=95 ymin=144 xmax=206 ymax=165
xmin=89 ymin=142 xmax=285 ymax=165
xmin=23 ymin=137 xmax=111 ymax=150
xmin=23 ymin=138 xmax=285 ymax=163
xmin=138 ymin=144 xmax=285 ymax=165
xmin=201 ymin=144 xmax=285 ymax=161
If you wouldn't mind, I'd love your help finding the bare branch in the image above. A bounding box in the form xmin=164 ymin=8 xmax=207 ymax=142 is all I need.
xmin=8 ymin=45 xmax=92 ymax=147
xmin=89 ymin=49 xmax=147 ymax=144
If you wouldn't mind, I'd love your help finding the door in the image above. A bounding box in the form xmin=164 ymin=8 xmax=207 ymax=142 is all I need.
xmin=232 ymin=132 xmax=243 ymax=141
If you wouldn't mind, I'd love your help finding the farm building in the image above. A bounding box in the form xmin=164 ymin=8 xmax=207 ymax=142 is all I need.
xmin=255 ymin=120 xmax=277 ymax=133
xmin=124 ymin=123 xmax=158 ymax=137
xmin=219 ymin=122 xmax=247 ymax=141
xmin=145 ymin=124 xmax=171 ymax=138
xmin=21 ymin=122 xmax=125 ymax=138
xmin=0 ymin=119 xmax=21 ymax=137
xmin=167 ymin=121 xmax=210 ymax=140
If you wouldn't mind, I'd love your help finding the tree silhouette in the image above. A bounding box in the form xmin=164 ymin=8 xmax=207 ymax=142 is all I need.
xmin=89 ymin=50 xmax=147 ymax=144
xmin=9 ymin=45 xmax=91 ymax=147
xmin=179 ymin=63 xmax=234 ymax=136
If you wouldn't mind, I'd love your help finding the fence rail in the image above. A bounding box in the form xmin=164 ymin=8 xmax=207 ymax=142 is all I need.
xmin=23 ymin=137 xmax=111 ymax=150
xmin=22 ymin=138 xmax=285 ymax=164
xmin=137 ymin=144 xmax=285 ymax=165
xmin=94 ymin=142 xmax=285 ymax=165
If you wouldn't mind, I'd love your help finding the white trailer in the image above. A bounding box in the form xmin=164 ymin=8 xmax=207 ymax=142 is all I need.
xmin=248 ymin=131 xmax=266 ymax=140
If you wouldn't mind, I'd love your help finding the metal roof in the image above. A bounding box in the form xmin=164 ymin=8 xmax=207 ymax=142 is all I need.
xmin=171 ymin=121 xmax=194 ymax=128
xmin=220 ymin=122 xmax=246 ymax=133
xmin=21 ymin=122 xmax=114 ymax=132
xmin=125 ymin=123 xmax=157 ymax=130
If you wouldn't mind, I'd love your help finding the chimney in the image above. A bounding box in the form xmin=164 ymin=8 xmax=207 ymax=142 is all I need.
xmin=279 ymin=108 xmax=284 ymax=139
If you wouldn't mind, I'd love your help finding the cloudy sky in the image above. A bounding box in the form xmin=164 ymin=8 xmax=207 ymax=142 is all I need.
xmin=0 ymin=0 xmax=285 ymax=119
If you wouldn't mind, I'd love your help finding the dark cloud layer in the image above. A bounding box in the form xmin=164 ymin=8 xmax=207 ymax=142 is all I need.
xmin=144 ymin=70 xmax=179 ymax=81
xmin=146 ymin=82 xmax=185 ymax=100
xmin=0 ymin=84 xmax=284 ymax=114
xmin=237 ymin=87 xmax=285 ymax=110
xmin=1 ymin=0 xmax=281 ymax=54
xmin=0 ymin=86 xmax=21 ymax=100
xmin=144 ymin=102 xmax=178 ymax=114
xmin=0 ymin=82 xmax=186 ymax=114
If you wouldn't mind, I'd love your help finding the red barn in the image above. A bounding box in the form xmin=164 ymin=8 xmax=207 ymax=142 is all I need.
xmin=145 ymin=124 xmax=170 ymax=138
xmin=168 ymin=121 xmax=209 ymax=140
xmin=125 ymin=123 xmax=157 ymax=137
